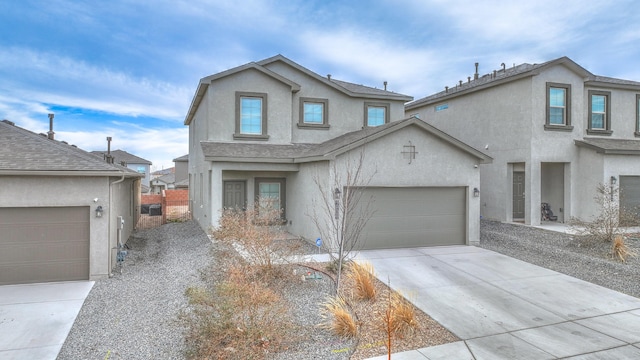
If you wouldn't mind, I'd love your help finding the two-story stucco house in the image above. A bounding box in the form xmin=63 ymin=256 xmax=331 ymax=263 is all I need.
xmin=184 ymin=55 xmax=491 ymax=249
xmin=91 ymin=149 xmax=152 ymax=191
xmin=406 ymin=56 xmax=640 ymax=225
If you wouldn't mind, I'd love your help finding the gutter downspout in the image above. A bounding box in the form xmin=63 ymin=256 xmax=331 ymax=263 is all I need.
xmin=109 ymin=173 xmax=126 ymax=277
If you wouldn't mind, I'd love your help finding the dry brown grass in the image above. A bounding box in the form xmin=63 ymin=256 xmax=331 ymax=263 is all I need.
xmin=612 ymin=235 xmax=638 ymax=262
xmin=346 ymin=261 xmax=377 ymax=301
xmin=182 ymin=260 xmax=298 ymax=359
xmin=389 ymin=291 xmax=418 ymax=338
xmin=319 ymin=296 xmax=358 ymax=338
xmin=324 ymin=262 xmax=460 ymax=360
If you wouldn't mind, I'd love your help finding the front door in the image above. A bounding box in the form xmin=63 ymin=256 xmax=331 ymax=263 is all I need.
xmin=513 ymin=171 xmax=525 ymax=219
xmin=223 ymin=181 xmax=246 ymax=210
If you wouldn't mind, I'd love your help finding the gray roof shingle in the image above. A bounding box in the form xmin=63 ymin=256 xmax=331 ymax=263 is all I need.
xmin=201 ymin=117 xmax=492 ymax=164
xmin=575 ymin=138 xmax=640 ymax=155
xmin=90 ymin=149 xmax=152 ymax=165
xmin=0 ymin=120 xmax=140 ymax=175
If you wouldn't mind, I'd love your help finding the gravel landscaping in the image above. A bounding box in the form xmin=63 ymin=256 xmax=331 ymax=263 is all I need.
xmin=57 ymin=221 xmax=211 ymax=360
xmin=480 ymin=220 xmax=640 ymax=298
xmin=58 ymin=219 xmax=640 ymax=360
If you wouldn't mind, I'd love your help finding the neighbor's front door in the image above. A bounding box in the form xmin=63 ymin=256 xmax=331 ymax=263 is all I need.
xmin=224 ymin=181 xmax=246 ymax=210
xmin=513 ymin=171 xmax=525 ymax=219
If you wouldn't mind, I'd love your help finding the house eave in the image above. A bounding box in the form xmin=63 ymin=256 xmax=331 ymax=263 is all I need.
xmin=584 ymin=80 xmax=640 ymax=91
xmin=0 ymin=170 xmax=142 ymax=177
xmin=406 ymin=71 xmax=537 ymax=110
xmin=205 ymin=156 xmax=296 ymax=163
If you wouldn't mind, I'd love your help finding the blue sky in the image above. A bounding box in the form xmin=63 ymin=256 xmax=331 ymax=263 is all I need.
xmin=1 ymin=0 xmax=639 ymax=170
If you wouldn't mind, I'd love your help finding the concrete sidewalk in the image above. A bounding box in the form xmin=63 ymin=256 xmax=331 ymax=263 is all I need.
xmin=359 ymin=246 xmax=640 ymax=359
xmin=0 ymin=281 xmax=93 ymax=360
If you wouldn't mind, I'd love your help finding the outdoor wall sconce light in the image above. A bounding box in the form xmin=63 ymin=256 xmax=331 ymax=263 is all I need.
xmin=473 ymin=187 xmax=480 ymax=197
xmin=610 ymin=176 xmax=617 ymax=186
xmin=95 ymin=205 xmax=104 ymax=218
xmin=333 ymin=187 xmax=342 ymax=200
xmin=333 ymin=188 xmax=341 ymax=220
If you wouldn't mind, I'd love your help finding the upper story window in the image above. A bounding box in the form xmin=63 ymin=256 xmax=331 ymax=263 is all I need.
xmin=587 ymin=90 xmax=612 ymax=135
xmin=298 ymin=97 xmax=329 ymax=129
xmin=234 ymin=92 xmax=269 ymax=140
xmin=635 ymin=94 xmax=640 ymax=137
xmin=545 ymin=82 xmax=572 ymax=131
xmin=364 ymin=102 xmax=390 ymax=127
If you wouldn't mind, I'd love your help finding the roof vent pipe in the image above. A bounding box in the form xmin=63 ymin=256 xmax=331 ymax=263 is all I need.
xmin=445 ymin=86 xmax=449 ymax=93
xmin=47 ymin=113 xmax=55 ymax=140
xmin=468 ymin=76 xmax=471 ymax=83
xmin=383 ymin=81 xmax=387 ymax=90
xmin=106 ymin=137 xmax=114 ymax=164
xmin=493 ymin=70 xmax=497 ymax=78
xmin=459 ymin=80 xmax=463 ymax=86
xmin=327 ymin=74 xmax=331 ymax=80
xmin=501 ymin=63 xmax=506 ymax=72
xmin=474 ymin=62 xmax=479 ymax=80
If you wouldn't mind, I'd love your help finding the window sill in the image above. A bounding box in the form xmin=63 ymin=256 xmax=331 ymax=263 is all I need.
xmin=297 ymin=123 xmax=330 ymax=130
xmin=233 ymin=134 xmax=270 ymax=141
xmin=586 ymin=129 xmax=612 ymax=136
xmin=635 ymin=131 xmax=640 ymax=138
xmin=544 ymin=124 xmax=574 ymax=132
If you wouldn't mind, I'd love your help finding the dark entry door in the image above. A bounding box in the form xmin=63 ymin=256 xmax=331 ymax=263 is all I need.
xmin=513 ymin=171 xmax=525 ymax=219
xmin=224 ymin=181 xmax=246 ymax=210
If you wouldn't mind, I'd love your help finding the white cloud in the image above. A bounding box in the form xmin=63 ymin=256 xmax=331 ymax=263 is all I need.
xmin=0 ymin=47 xmax=191 ymax=120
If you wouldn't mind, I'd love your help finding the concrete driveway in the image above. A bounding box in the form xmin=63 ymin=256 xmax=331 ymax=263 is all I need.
xmin=0 ymin=281 xmax=93 ymax=360
xmin=358 ymin=246 xmax=640 ymax=359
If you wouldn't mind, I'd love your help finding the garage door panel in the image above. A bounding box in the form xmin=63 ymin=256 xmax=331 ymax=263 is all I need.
xmin=0 ymin=207 xmax=90 ymax=285
xmin=353 ymin=187 xmax=466 ymax=250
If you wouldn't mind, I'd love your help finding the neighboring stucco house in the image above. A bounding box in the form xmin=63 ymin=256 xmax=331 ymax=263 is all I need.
xmin=91 ymin=149 xmax=152 ymax=190
xmin=173 ymin=154 xmax=189 ymax=189
xmin=150 ymin=172 xmax=175 ymax=194
xmin=184 ymin=55 xmax=491 ymax=249
xmin=406 ymin=56 xmax=640 ymax=225
xmin=0 ymin=120 xmax=142 ymax=285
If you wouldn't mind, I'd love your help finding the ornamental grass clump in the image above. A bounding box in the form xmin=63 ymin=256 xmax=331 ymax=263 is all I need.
xmin=612 ymin=235 xmax=637 ymax=263
xmin=389 ymin=292 xmax=418 ymax=338
xmin=319 ymin=296 xmax=358 ymax=338
xmin=347 ymin=261 xmax=377 ymax=301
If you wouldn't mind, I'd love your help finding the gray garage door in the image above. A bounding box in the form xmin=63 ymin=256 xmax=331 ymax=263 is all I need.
xmin=353 ymin=187 xmax=466 ymax=250
xmin=620 ymin=176 xmax=640 ymax=224
xmin=0 ymin=207 xmax=90 ymax=285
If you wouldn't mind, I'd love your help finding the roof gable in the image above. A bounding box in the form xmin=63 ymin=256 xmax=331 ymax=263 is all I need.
xmin=185 ymin=54 xmax=413 ymax=125
xmin=200 ymin=117 xmax=492 ymax=164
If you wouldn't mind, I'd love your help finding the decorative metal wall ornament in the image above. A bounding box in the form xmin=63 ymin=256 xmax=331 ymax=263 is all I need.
xmin=401 ymin=141 xmax=418 ymax=164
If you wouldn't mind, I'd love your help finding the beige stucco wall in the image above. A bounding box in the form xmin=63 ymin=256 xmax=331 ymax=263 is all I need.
xmin=0 ymin=175 xmax=137 ymax=280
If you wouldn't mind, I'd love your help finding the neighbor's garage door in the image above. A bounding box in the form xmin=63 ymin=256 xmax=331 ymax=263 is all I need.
xmin=620 ymin=176 xmax=640 ymax=222
xmin=0 ymin=207 xmax=89 ymax=285
xmin=355 ymin=187 xmax=466 ymax=250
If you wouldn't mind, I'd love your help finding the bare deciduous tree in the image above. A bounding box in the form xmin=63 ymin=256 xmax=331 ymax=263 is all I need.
xmin=571 ymin=183 xmax=639 ymax=243
xmin=307 ymin=149 xmax=377 ymax=293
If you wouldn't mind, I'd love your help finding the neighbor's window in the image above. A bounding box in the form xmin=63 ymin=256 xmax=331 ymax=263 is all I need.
xmin=235 ymin=92 xmax=268 ymax=140
xmin=136 ymin=166 xmax=146 ymax=174
xmin=364 ymin=102 xmax=390 ymax=127
xmin=545 ymin=82 xmax=572 ymax=131
xmin=298 ymin=98 xmax=329 ymax=128
xmin=587 ymin=90 xmax=611 ymax=135
xmin=435 ymin=104 xmax=448 ymax=112
xmin=636 ymin=94 xmax=640 ymax=136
